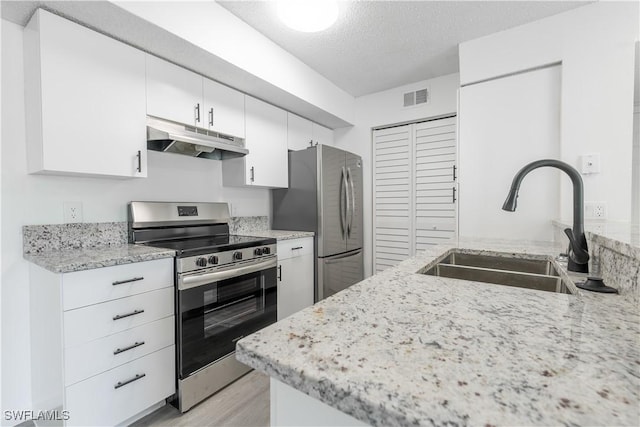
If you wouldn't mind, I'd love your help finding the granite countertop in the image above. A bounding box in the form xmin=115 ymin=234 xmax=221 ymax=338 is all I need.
xmin=236 ymin=237 xmax=639 ymax=426
xmin=24 ymin=244 xmax=176 ymax=274
xmin=237 ymin=230 xmax=315 ymax=241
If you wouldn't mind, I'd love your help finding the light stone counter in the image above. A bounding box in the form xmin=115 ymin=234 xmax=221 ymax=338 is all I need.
xmin=236 ymin=237 xmax=639 ymax=427
xmin=237 ymin=230 xmax=315 ymax=241
xmin=24 ymin=244 xmax=175 ymax=273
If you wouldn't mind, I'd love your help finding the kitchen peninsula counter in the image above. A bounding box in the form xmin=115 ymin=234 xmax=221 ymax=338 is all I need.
xmin=236 ymin=238 xmax=639 ymax=426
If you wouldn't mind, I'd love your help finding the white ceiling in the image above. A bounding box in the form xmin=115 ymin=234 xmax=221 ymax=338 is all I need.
xmin=217 ymin=1 xmax=592 ymax=97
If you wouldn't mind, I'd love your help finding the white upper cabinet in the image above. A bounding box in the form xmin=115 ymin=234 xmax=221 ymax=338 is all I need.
xmin=203 ymin=78 xmax=245 ymax=138
xmin=146 ymin=55 xmax=245 ymax=138
xmin=223 ymin=96 xmax=288 ymax=188
xmin=287 ymin=113 xmax=334 ymax=151
xmin=287 ymin=113 xmax=314 ymax=151
xmin=24 ymin=9 xmax=147 ymax=178
xmin=145 ymin=55 xmax=203 ymax=127
xmin=312 ymin=123 xmax=334 ymax=146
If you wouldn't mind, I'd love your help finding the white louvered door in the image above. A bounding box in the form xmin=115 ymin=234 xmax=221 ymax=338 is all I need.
xmin=414 ymin=118 xmax=457 ymax=250
xmin=373 ymin=117 xmax=457 ymax=273
xmin=373 ymin=125 xmax=412 ymax=273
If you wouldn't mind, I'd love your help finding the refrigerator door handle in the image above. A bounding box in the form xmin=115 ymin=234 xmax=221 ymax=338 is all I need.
xmin=340 ymin=167 xmax=347 ymax=239
xmin=343 ymin=166 xmax=351 ymax=239
xmin=347 ymin=167 xmax=355 ymax=238
xmin=324 ymin=249 xmax=363 ymax=264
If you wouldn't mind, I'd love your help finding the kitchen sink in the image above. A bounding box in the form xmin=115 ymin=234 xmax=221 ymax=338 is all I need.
xmin=422 ymin=251 xmax=571 ymax=294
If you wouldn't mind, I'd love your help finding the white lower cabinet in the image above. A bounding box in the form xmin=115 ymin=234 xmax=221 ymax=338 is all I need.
xmin=277 ymin=237 xmax=314 ymax=320
xmin=29 ymin=258 xmax=175 ymax=426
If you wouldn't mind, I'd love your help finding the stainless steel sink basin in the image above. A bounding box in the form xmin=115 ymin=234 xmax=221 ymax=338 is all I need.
xmin=422 ymin=251 xmax=571 ymax=294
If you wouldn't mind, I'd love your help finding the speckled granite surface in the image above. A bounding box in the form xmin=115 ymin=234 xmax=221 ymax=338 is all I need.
xmin=24 ymin=244 xmax=175 ymax=274
xmin=23 ymin=222 xmax=128 ymax=254
xmin=238 ymin=230 xmax=315 ymax=241
xmin=553 ymin=220 xmax=639 ymax=303
xmin=229 ymin=216 xmax=269 ymax=235
xmin=236 ymin=237 xmax=639 ymax=427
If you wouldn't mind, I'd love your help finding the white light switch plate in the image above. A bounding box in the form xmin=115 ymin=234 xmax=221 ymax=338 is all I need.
xmin=580 ymin=154 xmax=601 ymax=174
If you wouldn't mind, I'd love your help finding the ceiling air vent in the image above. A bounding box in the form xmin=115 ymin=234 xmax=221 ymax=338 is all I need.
xmin=403 ymin=88 xmax=429 ymax=108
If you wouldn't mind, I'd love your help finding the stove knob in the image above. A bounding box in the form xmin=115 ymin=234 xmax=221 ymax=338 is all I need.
xmin=195 ymin=257 xmax=207 ymax=267
xmin=262 ymin=247 xmax=271 ymax=255
xmin=208 ymin=255 xmax=219 ymax=265
xmin=233 ymin=251 xmax=243 ymax=261
xmin=254 ymin=248 xmax=263 ymax=256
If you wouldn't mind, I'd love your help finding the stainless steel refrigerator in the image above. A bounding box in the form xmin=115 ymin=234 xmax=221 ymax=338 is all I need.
xmin=272 ymin=145 xmax=364 ymax=301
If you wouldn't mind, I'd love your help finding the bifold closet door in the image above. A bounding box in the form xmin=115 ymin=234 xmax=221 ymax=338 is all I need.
xmin=414 ymin=118 xmax=457 ymax=250
xmin=373 ymin=125 xmax=412 ymax=273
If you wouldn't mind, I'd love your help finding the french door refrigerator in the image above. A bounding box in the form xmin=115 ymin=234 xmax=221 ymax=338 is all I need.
xmin=272 ymin=145 xmax=364 ymax=301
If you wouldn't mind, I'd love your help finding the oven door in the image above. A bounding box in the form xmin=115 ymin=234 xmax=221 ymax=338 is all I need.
xmin=177 ymin=257 xmax=277 ymax=379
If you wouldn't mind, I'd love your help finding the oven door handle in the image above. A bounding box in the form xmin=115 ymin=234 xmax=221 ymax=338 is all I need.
xmin=178 ymin=257 xmax=277 ymax=291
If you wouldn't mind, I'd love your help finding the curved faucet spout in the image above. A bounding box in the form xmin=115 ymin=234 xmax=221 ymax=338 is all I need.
xmin=502 ymin=159 xmax=589 ymax=273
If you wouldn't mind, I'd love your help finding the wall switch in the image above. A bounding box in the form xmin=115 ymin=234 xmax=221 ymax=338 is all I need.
xmin=63 ymin=201 xmax=83 ymax=223
xmin=585 ymin=201 xmax=607 ymax=219
xmin=580 ymin=154 xmax=601 ymax=174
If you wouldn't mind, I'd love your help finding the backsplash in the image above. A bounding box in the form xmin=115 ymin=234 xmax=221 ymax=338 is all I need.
xmin=23 ymin=222 xmax=127 ymax=254
xmin=23 ymin=216 xmax=270 ymax=254
xmin=228 ymin=216 xmax=269 ymax=235
xmin=553 ymin=221 xmax=639 ymax=303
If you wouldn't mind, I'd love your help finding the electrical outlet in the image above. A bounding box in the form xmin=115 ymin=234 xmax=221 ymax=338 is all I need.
xmin=63 ymin=201 xmax=83 ymax=223
xmin=585 ymin=202 xmax=607 ymax=220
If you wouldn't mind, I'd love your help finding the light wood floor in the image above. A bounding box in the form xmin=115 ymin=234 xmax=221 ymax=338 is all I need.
xmin=132 ymin=371 xmax=270 ymax=427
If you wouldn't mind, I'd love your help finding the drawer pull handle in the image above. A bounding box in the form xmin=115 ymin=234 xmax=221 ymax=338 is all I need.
xmin=113 ymin=309 xmax=145 ymax=321
xmin=113 ymin=341 xmax=145 ymax=355
xmin=291 ymin=246 xmax=303 ymax=250
xmin=112 ymin=277 xmax=144 ymax=286
xmin=114 ymin=373 xmax=146 ymax=389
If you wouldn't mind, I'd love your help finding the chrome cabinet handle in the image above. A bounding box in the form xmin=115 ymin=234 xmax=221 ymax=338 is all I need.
xmin=112 ymin=309 xmax=144 ymax=321
xmin=291 ymin=246 xmax=303 ymax=250
xmin=250 ymin=166 xmax=255 ymax=183
xmin=277 ymin=264 xmax=282 ymax=281
xmin=136 ymin=150 xmax=142 ymax=173
xmin=453 ymin=165 xmax=457 ymax=181
xmin=113 ymin=341 xmax=145 ymax=355
xmin=209 ymin=108 xmax=214 ymax=126
xmin=114 ymin=373 xmax=146 ymax=389
xmin=195 ymin=103 xmax=201 ymax=124
xmin=452 ymin=187 xmax=457 ymax=203
xmin=112 ymin=277 xmax=143 ymax=286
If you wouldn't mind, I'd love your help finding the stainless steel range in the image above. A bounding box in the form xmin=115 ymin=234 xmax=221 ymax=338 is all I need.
xmin=128 ymin=201 xmax=277 ymax=412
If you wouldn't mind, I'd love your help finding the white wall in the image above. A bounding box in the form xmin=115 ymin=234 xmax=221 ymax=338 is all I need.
xmin=459 ymin=1 xmax=639 ymax=224
xmin=0 ymin=19 xmax=270 ymax=414
xmin=334 ymin=74 xmax=459 ymax=278
xmin=458 ymin=65 xmax=561 ymax=241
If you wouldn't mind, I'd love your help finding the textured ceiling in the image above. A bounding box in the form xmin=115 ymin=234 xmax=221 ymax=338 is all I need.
xmin=217 ymin=1 xmax=592 ymax=97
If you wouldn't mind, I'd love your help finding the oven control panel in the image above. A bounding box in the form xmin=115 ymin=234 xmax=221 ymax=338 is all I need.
xmin=178 ymin=243 xmax=277 ymax=274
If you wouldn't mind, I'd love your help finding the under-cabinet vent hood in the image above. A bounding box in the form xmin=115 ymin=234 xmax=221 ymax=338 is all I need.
xmin=146 ymin=116 xmax=248 ymax=160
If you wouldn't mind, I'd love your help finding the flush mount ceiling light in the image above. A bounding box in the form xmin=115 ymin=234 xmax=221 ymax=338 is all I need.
xmin=277 ymin=0 xmax=339 ymax=32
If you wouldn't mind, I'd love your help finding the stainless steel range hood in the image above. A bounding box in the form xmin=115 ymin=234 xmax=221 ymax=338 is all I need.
xmin=146 ymin=116 xmax=248 ymax=160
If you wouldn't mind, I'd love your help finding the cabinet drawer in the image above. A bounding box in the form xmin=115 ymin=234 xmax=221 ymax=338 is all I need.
xmin=64 ymin=287 xmax=174 ymax=347
xmin=277 ymin=237 xmax=314 ymax=261
xmin=63 ymin=258 xmax=173 ymax=311
xmin=65 ymin=345 xmax=175 ymax=427
xmin=64 ymin=316 xmax=174 ymax=386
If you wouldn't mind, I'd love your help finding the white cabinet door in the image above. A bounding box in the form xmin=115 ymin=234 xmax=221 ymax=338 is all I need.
xmin=277 ymin=237 xmax=314 ymax=320
xmin=312 ymin=123 xmax=334 ymax=146
xmin=203 ymin=78 xmax=245 ymax=138
xmin=244 ymin=96 xmax=288 ymax=187
xmin=287 ymin=113 xmax=314 ymax=151
xmin=24 ymin=9 xmax=147 ymax=178
xmin=146 ymin=54 xmax=203 ymax=127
